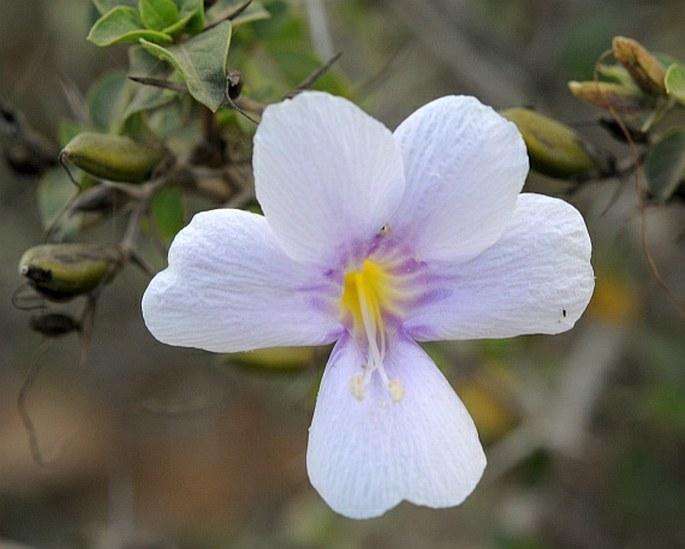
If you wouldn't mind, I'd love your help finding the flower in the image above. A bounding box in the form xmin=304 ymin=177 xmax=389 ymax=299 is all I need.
xmin=142 ymin=91 xmax=594 ymax=519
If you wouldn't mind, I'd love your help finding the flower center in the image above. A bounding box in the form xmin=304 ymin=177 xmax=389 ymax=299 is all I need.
xmin=340 ymin=258 xmax=405 ymax=403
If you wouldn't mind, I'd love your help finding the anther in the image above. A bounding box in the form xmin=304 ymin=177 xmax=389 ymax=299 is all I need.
xmin=388 ymin=379 xmax=405 ymax=403
xmin=349 ymin=373 xmax=366 ymax=400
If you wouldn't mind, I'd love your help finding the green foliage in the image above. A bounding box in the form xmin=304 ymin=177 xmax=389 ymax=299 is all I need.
xmin=151 ymin=185 xmax=185 ymax=240
xmin=141 ymin=21 xmax=233 ymax=111
xmin=645 ymin=128 xmax=685 ymax=202
xmin=206 ymin=0 xmax=270 ymax=27
xmin=87 ymin=71 xmax=133 ymax=133
xmin=87 ymin=6 xmax=174 ymax=46
xmin=38 ymin=168 xmax=82 ymax=235
xmin=665 ymin=63 xmax=685 ymax=105
xmin=139 ymin=0 xmax=180 ymax=31
xmin=92 ymin=0 xmax=138 ymax=15
xmin=565 ymin=36 xmax=685 ymax=204
xmin=88 ymin=0 xmax=208 ymax=46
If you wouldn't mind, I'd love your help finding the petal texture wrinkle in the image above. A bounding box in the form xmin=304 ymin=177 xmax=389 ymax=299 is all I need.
xmin=405 ymin=193 xmax=595 ymax=341
xmin=307 ymin=335 xmax=486 ymax=519
xmin=254 ymin=91 xmax=406 ymax=266
xmin=142 ymin=209 xmax=341 ymax=352
xmin=392 ymin=96 xmax=529 ymax=263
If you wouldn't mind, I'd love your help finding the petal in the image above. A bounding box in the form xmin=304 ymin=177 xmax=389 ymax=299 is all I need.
xmin=405 ymin=193 xmax=595 ymax=340
xmin=142 ymin=209 xmax=341 ymax=352
xmin=391 ymin=95 xmax=529 ymax=263
xmin=307 ymin=335 xmax=485 ymax=519
xmin=254 ymin=91 xmax=405 ymax=266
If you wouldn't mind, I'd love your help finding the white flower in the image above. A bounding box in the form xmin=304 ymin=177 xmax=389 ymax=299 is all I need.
xmin=142 ymin=91 xmax=594 ymax=519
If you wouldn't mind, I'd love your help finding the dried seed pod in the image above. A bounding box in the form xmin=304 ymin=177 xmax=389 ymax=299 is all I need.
xmin=500 ymin=107 xmax=606 ymax=179
xmin=29 ymin=312 xmax=80 ymax=337
xmin=225 ymin=70 xmax=244 ymax=100
xmin=0 ymin=102 xmax=58 ymax=176
xmin=19 ymin=243 xmax=121 ymax=301
xmin=568 ymin=81 xmax=653 ymax=114
xmin=612 ymin=36 xmax=667 ymax=95
xmin=60 ymin=132 xmax=162 ymax=183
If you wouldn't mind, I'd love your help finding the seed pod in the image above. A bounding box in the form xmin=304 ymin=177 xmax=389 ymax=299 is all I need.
xmin=60 ymin=132 xmax=162 ymax=183
xmin=568 ymin=81 xmax=653 ymax=114
xmin=30 ymin=312 xmax=80 ymax=337
xmin=19 ymin=243 xmax=121 ymax=301
xmin=500 ymin=107 xmax=605 ymax=179
xmin=612 ymin=36 xmax=666 ymax=95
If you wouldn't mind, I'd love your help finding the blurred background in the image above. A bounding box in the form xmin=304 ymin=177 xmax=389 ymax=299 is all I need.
xmin=1 ymin=0 xmax=684 ymax=547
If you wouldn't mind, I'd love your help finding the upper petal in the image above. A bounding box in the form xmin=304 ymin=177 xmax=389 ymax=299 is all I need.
xmin=391 ymin=96 xmax=529 ymax=263
xmin=307 ymin=335 xmax=485 ymax=519
xmin=405 ymin=193 xmax=595 ymax=341
xmin=142 ymin=209 xmax=341 ymax=352
xmin=254 ymin=91 xmax=405 ymax=266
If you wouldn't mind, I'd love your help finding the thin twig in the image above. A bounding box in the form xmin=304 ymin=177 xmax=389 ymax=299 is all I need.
xmin=18 ymin=350 xmax=61 ymax=466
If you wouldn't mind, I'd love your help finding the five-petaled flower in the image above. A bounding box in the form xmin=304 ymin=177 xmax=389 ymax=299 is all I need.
xmin=142 ymin=91 xmax=594 ymax=519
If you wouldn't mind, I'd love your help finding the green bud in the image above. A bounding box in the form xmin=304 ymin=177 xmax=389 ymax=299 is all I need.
xmin=568 ymin=81 xmax=653 ymax=114
xmin=612 ymin=36 xmax=666 ymax=95
xmin=61 ymin=132 xmax=162 ymax=183
xmin=19 ymin=243 xmax=121 ymax=301
xmin=500 ymin=107 xmax=604 ymax=179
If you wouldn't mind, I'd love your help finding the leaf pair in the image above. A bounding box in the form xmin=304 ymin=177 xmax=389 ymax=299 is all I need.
xmin=88 ymin=0 xmax=204 ymax=47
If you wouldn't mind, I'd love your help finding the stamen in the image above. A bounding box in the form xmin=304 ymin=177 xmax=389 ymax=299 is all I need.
xmin=355 ymin=275 xmax=385 ymax=369
xmin=341 ymin=259 xmax=405 ymax=404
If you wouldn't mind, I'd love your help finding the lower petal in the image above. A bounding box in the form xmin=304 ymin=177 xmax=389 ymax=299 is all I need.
xmin=306 ymin=335 xmax=485 ymax=519
xmin=142 ymin=209 xmax=341 ymax=352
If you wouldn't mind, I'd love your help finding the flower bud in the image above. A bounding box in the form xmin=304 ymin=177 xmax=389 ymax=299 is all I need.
xmin=500 ymin=107 xmax=605 ymax=179
xmin=19 ymin=243 xmax=121 ymax=301
xmin=612 ymin=36 xmax=666 ymax=95
xmin=568 ymin=81 xmax=653 ymax=114
xmin=60 ymin=132 xmax=162 ymax=183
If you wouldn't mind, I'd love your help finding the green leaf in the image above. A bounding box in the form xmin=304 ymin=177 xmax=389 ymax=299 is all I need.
xmin=88 ymin=6 xmax=173 ymax=46
xmin=92 ymin=0 xmax=137 ymax=15
xmin=152 ymin=185 xmax=184 ymax=240
xmin=175 ymin=0 xmax=205 ymax=34
xmin=206 ymin=0 xmax=270 ymax=27
xmin=124 ymin=85 xmax=178 ymax=119
xmin=128 ymin=44 xmax=166 ymax=76
xmin=140 ymin=21 xmax=232 ymax=111
xmin=665 ymin=63 xmax=685 ymax=105
xmin=139 ymin=0 xmax=179 ymax=31
xmin=645 ymin=128 xmax=685 ymax=202
xmin=58 ymin=120 xmax=83 ymax=148
xmin=87 ymin=71 xmax=133 ymax=133
xmin=125 ymin=46 xmax=179 ymax=118
xmin=163 ymin=9 xmax=197 ymax=34
xmin=37 ymin=168 xmax=81 ymax=236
